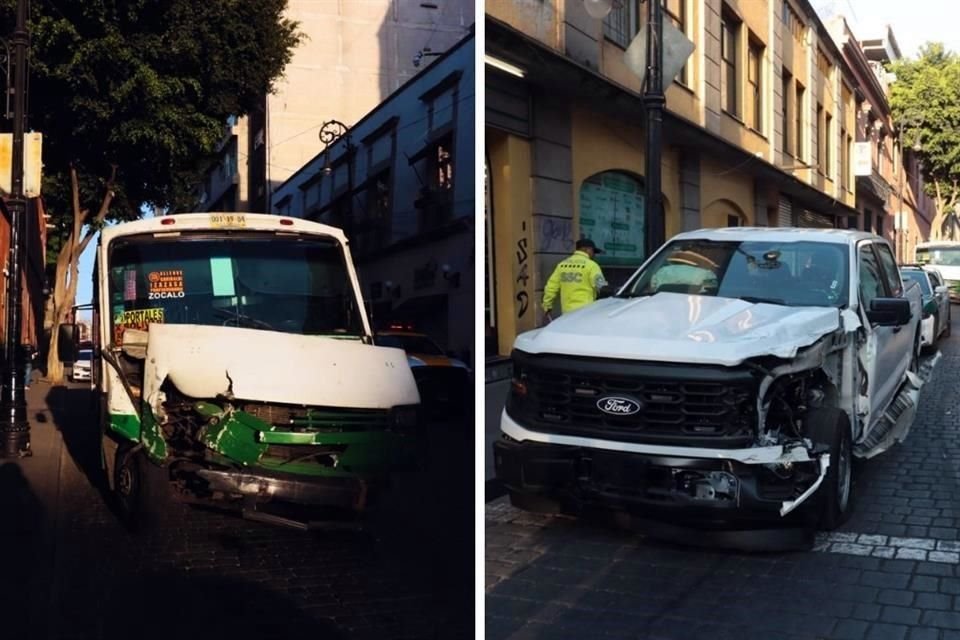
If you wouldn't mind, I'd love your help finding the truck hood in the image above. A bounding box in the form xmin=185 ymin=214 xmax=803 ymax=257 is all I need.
xmin=142 ymin=324 xmax=420 ymax=408
xmin=516 ymin=293 xmax=842 ymax=366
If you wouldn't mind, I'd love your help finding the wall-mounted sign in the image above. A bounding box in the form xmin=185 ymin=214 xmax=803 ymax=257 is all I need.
xmin=854 ymin=142 xmax=873 ymax=176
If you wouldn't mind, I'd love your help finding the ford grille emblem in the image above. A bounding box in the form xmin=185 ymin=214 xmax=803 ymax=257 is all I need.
xmin=596 ymin=396 xmax=642 ymax=416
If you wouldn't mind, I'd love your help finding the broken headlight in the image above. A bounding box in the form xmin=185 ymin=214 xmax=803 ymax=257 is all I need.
xmin=505 ymin=360 xmax=528 ymax=416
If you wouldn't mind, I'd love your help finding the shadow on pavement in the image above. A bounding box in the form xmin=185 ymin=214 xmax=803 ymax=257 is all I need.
xmin=0 ymin=462 xmax=46 ymax=640
xmin=370 ymin=416 xmax=475 ymax=636
xmin=44 ymin=384 xmax=109 ymax=492
xmin=101 ymin=572 xmax=343 ymax=640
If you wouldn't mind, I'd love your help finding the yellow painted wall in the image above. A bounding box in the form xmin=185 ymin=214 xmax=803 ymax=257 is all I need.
xmin=487 ymin=129 xmax=536 ymax=355
xmin=598 ymin=3 xmax=700 ymax=125
xmin=486 ymin=0 xmax=561 ymax=51
xmin=700 ymin=155 xmax=755 ymax=227
xmin=569 ymin=104 xmax=683 ymax=239
xmin=708 ymin=0 xmax=773 ymax=162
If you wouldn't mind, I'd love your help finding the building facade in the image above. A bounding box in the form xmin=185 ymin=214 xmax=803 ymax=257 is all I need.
xmin=828 ymin=19 xmax=935 ymax=262
xmin=272 ymin=31 xmax=475 ymax=366
xmin=0 ymin=196 xmax=48 ymax=350
xmin=195 ymin=0 xmax=474 ymax=214
xmin=485 ymin=0 xmax=932 ymax=359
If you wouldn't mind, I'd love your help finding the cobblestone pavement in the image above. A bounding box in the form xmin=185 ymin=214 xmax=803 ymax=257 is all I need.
xmin=1 ymin=385 xmax=473 ymax=640
xmin=486 ymin=318 xmax=960 ymax=640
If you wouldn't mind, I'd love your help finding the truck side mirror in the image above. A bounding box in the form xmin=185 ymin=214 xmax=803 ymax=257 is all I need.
xmin=866 ymin=297 xmax=911 ymax=327
xmin=57 ymin=323 xmax=79 ymax=362
xmin=936 ymin=285 xmax=948 ymax=295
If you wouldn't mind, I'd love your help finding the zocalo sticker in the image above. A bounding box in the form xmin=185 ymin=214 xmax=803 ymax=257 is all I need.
xmin=148 ymin=290 xmax=185 ymax=300
xmin=596 ymin=396 xmax=642 ymax=416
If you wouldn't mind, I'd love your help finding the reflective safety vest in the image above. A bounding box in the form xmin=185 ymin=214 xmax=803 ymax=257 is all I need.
xmin=542 ymin=250 xmax=607 ymax=314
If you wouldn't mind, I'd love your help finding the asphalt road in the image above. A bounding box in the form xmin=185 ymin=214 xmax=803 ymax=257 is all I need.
xmin=486 ymin=318 xmax=960 ymax=640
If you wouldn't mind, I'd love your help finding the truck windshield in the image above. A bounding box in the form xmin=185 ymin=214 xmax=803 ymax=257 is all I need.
xmin=108 ymin=233 xmax=364 ymax=344
xmin=620 ymin=239 xmax=850 ymax=307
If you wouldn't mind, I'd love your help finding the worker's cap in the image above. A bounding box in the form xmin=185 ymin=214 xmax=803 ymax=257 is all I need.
xmin=576 ymin=238 xmax=603 ymax=254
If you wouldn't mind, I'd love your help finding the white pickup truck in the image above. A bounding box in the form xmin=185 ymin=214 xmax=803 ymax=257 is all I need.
xmin=494 ymin=228 xmax=924 ymax=534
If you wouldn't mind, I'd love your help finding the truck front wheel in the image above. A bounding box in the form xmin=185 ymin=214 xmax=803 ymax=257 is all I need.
xmin=114 ymin=443 xmax=173 ymax=533
xmin=805 ymin=407 xmax=853 ymax=530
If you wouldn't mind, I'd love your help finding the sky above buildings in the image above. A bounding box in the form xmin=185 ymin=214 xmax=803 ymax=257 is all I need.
xmin=813 ymin=0 xmax=960 ymax=58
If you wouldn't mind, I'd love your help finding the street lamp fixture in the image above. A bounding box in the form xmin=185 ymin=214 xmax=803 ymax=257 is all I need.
xmin=583 ymin=0 xmax=616 ymax=19
xmin=317 ymin=119 xmax=357 ymax=232
xmin=319 ymin=119 xmax=351 ymax=177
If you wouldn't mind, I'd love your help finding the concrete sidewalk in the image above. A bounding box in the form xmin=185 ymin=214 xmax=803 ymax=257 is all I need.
xmin=0 ymin=380 xmax=71 ymax=640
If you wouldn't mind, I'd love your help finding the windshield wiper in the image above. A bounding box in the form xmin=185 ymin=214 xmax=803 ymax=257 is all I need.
xmin=737 ymin=295 xmax=787 ymax=306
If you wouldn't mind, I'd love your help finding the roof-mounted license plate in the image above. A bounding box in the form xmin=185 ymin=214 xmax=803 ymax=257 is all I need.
xmin=210 ymin=213 xmax=246 ymax=228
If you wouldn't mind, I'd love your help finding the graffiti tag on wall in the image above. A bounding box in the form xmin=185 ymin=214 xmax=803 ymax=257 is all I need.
xmin=515 ymin=221 xmax=529 ymax=318
xmin=538 ymin=217 xmax=573 ymax=253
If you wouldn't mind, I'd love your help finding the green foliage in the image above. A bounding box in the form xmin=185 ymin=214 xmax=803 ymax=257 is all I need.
xmin=0 ymin=0 xmax=301 ymax=237
xmin=889 ymin=43 xmax=960 ymax=213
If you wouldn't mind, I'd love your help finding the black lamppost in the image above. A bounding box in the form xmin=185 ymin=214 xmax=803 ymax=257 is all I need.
xmin=1 ymin=0 xmax=30 ymax=458
xmin=318 ymin=119 xmax=355 ymax=232
xmin=643 ymin=0 xmax=666 ymax=258
xmin=583 ymin=0 xmax=665 ymax=259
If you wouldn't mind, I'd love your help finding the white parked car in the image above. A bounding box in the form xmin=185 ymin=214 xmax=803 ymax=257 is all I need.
xmin=71 ymin=348 xmax=92 ymax=382
xmin=900 ymin=265 xmax=951 ymax=349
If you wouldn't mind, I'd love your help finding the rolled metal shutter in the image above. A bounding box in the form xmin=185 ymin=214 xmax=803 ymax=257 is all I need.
xmin=797 ymin=208 xmax=834 ymax=228
xmin=778 ymin=197 xmax=793 ymax=227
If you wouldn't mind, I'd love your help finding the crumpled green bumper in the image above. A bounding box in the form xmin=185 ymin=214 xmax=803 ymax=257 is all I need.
xmin=195 ymin=401 xmax=420 ymax=478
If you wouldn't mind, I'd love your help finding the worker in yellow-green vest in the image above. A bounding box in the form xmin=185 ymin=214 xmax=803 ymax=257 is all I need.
xmin=542 ymin=238 xmax=608 ymax=322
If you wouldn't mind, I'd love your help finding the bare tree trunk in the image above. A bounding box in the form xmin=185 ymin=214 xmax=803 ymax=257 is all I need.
xmin=931 ymin=180 xmax=946 ymax=241
xmin=44 ymin=165 xmax=116 ymax=384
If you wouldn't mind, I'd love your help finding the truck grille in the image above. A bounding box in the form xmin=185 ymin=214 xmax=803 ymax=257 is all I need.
xmin=241 ymin=404 xmax=389 ymax=432
xmin=508 ymin=353 xmax=758 ymax=448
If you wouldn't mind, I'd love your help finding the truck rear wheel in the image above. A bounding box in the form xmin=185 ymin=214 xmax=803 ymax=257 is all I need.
xmin=114 ymin=442 xmax=172 ymax=533
xmin=805 ymin=407 xmax=853 ymax=530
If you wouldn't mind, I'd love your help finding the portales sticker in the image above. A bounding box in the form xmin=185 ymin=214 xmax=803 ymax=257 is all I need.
xmin=114 ymin=307 xmax=165 ymax=345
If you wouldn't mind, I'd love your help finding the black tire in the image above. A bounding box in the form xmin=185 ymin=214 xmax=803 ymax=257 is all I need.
xmin=805 ymin=407 xmax=853 ymax=530
xmin=114 ymin=442 xmax=172 ymax=533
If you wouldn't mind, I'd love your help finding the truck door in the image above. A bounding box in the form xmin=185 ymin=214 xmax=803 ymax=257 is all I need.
xmin=874 ymin=241 xmax=913 ymax=386
xmin=859 ymin=241 xmax=909 ymax=419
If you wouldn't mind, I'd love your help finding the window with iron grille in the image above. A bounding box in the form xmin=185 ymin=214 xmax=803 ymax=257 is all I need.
xmin=721 ymin=8 xmax=740 ymax=116
xmin=354 ymin=171 xmax=391 ymax=256
xmin=781 ymin=69 xmax=792 ymax=155
xmin=783 ymin=1 xmax=806 ymax=44
xmin=663 ymin=0 xmax=687 ymax=85
xmin=841 ymin=132 xmax=851 ymax=192
xmin=603 ymin=1 xmax=638 ymax=49
xmin=825 ymin=112 xmax=833 ymax=178
xmin=795 ymin=82 xmax=805 ymax=159
xmin=816 ymin=103 xmax=824 ymax=173
xmin=416 ymin=134 xmax=455 ymax=232
xmin=747 ymin=37 xmax=763 ymax=132
xmin=816 ymin=48 xmax=832 ymax=78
